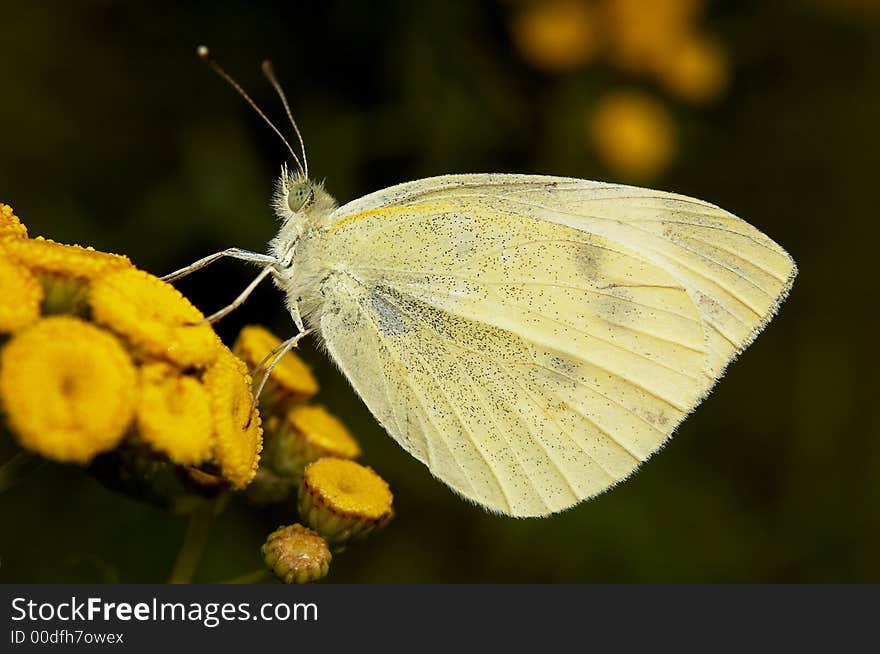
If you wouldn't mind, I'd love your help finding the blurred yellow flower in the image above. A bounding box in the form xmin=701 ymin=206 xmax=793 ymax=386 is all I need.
xmin=589 ymin=90 xmax=676 ymax=179
xmin=658 ymin=34 xmax=729 ymax=104
xmin=299 ymin=458 xmax=393 ymax=544
xmin=0 ymin=256 xmax=43 ymax=333
xmin=603 ymin=0 xmax=702 ymax=73
xmin=136 ymin=362 xmax=214 ymax=466
xmin=511 ymin=0 xmax=599 ymax=71
xmin=90 ymin=267 xmax=219 ymax=368
xmin=262 ymin=523 xmax=332 ymax=584
xmin=0 ymin=203 xmax=28 ymax=238
xmin=0 ymin=316 xmax=137 ymax=464
xmin=203 ymin=347 xmax=263 ymax=489
xmin=233 ymin=325 xmax=319 ymax=408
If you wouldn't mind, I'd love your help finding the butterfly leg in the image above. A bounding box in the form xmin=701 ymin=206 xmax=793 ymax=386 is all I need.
xmin=162 ymin=248 xmax=278 ymax=283
xmin=198 ymin=265 xmax=275 ymax=325
xmin=247 ymin=328 xmax=313 ymax=422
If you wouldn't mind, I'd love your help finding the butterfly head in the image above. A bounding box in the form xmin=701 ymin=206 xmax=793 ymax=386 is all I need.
xmin=273 ymin=167 xmax=337 ymax=230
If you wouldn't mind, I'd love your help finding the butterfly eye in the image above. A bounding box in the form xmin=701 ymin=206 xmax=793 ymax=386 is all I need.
xmin=287 ymin=185 xmax=315 ymax=213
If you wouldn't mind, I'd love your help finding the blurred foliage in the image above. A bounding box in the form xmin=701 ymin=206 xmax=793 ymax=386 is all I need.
xmin=1 ymin=0 xmax=879 ymax=582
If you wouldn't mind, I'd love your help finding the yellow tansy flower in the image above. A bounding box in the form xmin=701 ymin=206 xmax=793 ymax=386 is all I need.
xmin=233 ymin=325 xmax=319 ymax=409
xmin=0 ymin=316 xmax=137 ymax=464
xmin=262 ymin=523 xmax=332 ymax=584
xmin=0 ymin=237 xmax=132 ymax=315
xmin=203 ymin=347 xmax=262 ymax=489
xmin=0 ymin=256 xmax=43 ymax=333
xmin=136 ymin=362 xmax=213 ymax=465
xmin=589 ymin=90 xmax=676 ymax=179
xmin=298 ymin=458 xmax=393 ymax=544
xmin=511 ymin=0 xmax=599 ymax=71
xmin=90 ymin=267 xmax=219 ymax=368
xmin=657 ymin=34 xmax=729 ymax=104
xmin=265 ymin=405 xmax=361 ymax=481
xmin=0 ymin=203 xmax=28 ymax=238
xmin=0 ymin=236 xmax=131 ymax=279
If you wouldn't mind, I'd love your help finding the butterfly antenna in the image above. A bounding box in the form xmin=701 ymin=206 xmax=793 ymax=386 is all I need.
xmin=197 ymin=45 xmax=305 ymax=176
xmin=261 ymin=59 xmax=308 ymax=179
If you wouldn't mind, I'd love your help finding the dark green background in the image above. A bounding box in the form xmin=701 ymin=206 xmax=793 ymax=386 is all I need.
xmin=1 ymin=0 xmax=877 ymax=583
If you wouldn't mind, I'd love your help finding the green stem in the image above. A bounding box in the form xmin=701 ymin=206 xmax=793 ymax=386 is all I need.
xmin=168 ymin=500 xmax=218 ymax=584
xmin=0 ymin=451 xmax=37 ymax=493
xmin=223 ymin=568 xmax=272 ymax=584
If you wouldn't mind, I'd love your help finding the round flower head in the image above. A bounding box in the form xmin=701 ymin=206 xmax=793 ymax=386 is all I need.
xmin=90 ymin=267 xmax=219 ymax=368
xmin=298 ymin=458 xmax=393 ymax=544
xmin=265 ymin=405 xmax=361 ymax=480
xmin=0 ymin=203 xmax=28 ymax=238
xmin=262 ymin=523 xmax=331 ymax=584
xmin=0 ymin=316 xmax=137 ymax=463
xmin=0 ymin=237 xmax=131 ymax=315
xmin=136 ymin=362 xmax=213 ymax=465
xmin=233 ymin=325 xmax=319 ymax=410
xmin=203 ymin=347 xmax=262 ymax=489
xmin=0 ymin=255 xmax=43 ymax=333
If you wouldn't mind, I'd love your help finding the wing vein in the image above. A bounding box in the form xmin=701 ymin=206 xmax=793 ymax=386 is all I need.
xmin=515 ymin=360 xmax=670 ymax=435
xmin=627 ymin=217 xmax=787 ymax=262
xmin=377 ymin=288 xmax=596 ymax=497
xmin=485 ymin=194 xmax=775 ymax=314
xmin=382 ymin=280 xmax=704 ymax=383
xmin=357 ymin=300 xmax=480 ymax=494
xmin=352 ymin=266 xmax=700 ymax=322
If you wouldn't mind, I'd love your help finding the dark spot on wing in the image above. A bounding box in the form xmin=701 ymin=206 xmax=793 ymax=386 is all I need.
xmin=371 ymin=287 xmax=411 ymax=336
xmin=575 ymin=245 xmax=602 ymax=280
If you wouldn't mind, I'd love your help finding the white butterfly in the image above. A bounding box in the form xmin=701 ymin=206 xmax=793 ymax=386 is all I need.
xmin=167 ymin=49 xmax=797 ymax=517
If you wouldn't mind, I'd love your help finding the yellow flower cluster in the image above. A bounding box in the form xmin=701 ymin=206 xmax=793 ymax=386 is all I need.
xmin=0 ymin=206 xmax=261 ymax=489
xmin=234 ymin=325 xmax=393 ymax=582
xmin=1 ymin=205 xmax=394 ymax=582
xmin=510 ymin=0 xmax=731 ymax=179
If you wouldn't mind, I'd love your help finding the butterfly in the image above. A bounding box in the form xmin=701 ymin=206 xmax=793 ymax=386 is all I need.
xmin=166 ymin=48 xmax=797 ymax=517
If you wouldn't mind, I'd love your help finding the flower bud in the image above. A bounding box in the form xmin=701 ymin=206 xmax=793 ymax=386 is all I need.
xmin=262 ymin=523 xmax=331 ymax=584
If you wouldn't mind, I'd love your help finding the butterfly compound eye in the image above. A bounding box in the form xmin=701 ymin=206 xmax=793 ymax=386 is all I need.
xmin=287 ymin=184 xmax=315 ymax=213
